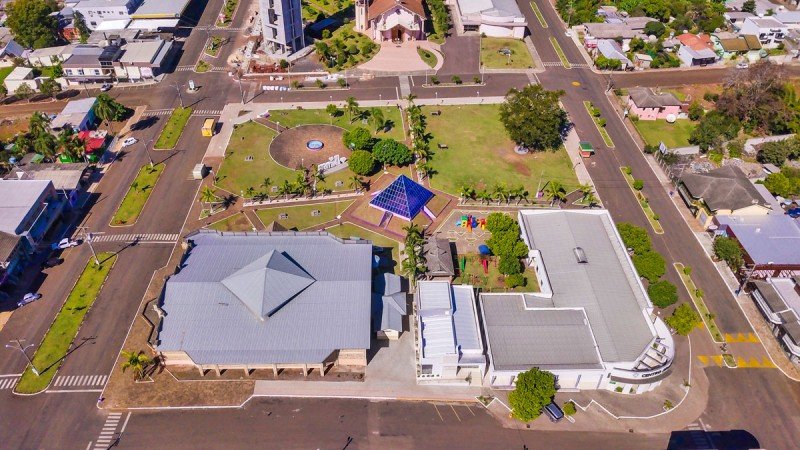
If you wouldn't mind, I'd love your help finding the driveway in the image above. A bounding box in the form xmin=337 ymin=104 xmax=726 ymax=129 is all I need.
xmin=359 ymin=42 xmax=433 ymax=73
xmin=438 ymin=35 xmax=480 ymax=75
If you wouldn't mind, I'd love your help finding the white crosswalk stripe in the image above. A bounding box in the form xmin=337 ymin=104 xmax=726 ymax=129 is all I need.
xmin=94 ymin=412 xmax=125 ymax=449
xmin=142 ymin=109 xmax=172 ymax=116
xmin=0 ymin=377 xmax=20 ymax=390
xmin=571 ymin=63 xmax=591 ymax=69
xmin=541 ymin=61 xmax=564 ymax=67
xmin=192 ymin=109 xmax=222 ymax=116
xmin=91 ymin=233 xmax=179 ymax=243
xmin=541 ymin=61 xmax=591 ymax=69
xmin=54 ymin=374 xmax=108 ymax=388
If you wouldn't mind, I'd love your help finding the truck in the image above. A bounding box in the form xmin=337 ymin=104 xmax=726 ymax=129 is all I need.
xmin=202 ymin=118 xmax=217 ymax=137
xmin=579 ymin=141 xmax=595 ymax=158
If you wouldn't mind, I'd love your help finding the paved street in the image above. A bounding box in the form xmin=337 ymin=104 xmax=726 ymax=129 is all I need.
xmin=1 ymin=0 xmax=800 ymax=447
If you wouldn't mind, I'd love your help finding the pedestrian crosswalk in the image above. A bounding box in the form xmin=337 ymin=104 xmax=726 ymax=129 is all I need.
xmin=541 ymin=61 xmax=564 ymax=67
xmin=541 ymin=61 xmax=591 ymax=69
xmin=142 ymin=109 xmax=172 ymax=116
xmin=193 ymin=109 xmax=222 ymax=116
xmin=571 ymin=63 xmax=591 ymax=69
xmin=91 ymin=233 xmax=179 ymax=243
xmin=94 ymin=412 xmax=124 ymax=449
xmin=53 ymin=374 xmax=108 ymax=388
xmin=0 ymin=376 xmax=19 ymax=390
xmin=176 ymin=65 xmax=228 ymax=72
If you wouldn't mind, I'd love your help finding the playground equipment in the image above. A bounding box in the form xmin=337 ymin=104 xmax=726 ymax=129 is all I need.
xmin=455 ymin=214 xmax=486 ymax=231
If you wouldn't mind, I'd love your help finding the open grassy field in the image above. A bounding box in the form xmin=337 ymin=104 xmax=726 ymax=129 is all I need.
xmin=111 ymin=163 xmax=165 ymax=226
xmin=16 ymin=253 xmax=116 ymax=393
xmin=154 ymin=107 xmax=192 ymax=149
xmin=270 ymin=106 xmax=405 ymax=141
xmin=480 ymin=38 xmax=534 ymax=69
xmin=424 ymin=105 xmax=578 ymax=195
xmin=255 ymin=200 xmax=354 ymax=230
xmin=634 ymin=119 xmax=695 ymax=148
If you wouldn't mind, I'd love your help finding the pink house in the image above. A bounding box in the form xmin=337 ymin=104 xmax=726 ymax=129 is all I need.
xmin=627 ymin=87 xmax=683 ymax=120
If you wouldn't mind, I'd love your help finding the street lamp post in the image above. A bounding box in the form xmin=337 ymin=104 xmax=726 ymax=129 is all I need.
xmin=172 ymin=83 xmax=184 ymax=108
xmin=6 ymin=339 xmax=38 ymax=376
xmin=77 ymin=226 xmax=100 ymax=265
xmin=144 ymin=139 xmax=154 ymax=168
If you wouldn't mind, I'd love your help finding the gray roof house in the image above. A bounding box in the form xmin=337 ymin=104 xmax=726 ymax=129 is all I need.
xmin=481 ymin=210 xmax=674 ymax=393
xmin=679 ymin=166 xmax=771 ymax=224
xmin=424 ymin=236 xmax=455 ymax=279
xmin=595 ymin=39 xmax=632 ymax=69
xmin=372 ymin=272 xmax=408 ymax=339
xmin=156 ymin=230 xmax=373 ymax=375
xmin=714 ymin=214 xmax=800 ymax=278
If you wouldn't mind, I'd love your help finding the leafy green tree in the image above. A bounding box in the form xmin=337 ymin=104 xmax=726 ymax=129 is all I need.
xmin=648 ymin=280 xmax=678 ymax=308
xmin=543 ymin=181 xmax=567 ymax=205
xmin=717 ymin=61 xmax=792 ymax=134
xmin=499 ymin=85 xmax=568 ymax=151
xmin=348 ymin=150 xmax=377 ymax=176
xmin=94 ymin=93 xmax=128 ymax=123
xmin=644 ymin=21 xmax=666 ymax=37
xmin=486 ymin=212 xmax=519 ymax=233
xmin=14 ymin=83 xmax=34 ymax=99
xmin=713 ymin=237 xmax=743 ymax=271
xmin=617 ymin=223 xmax=651 ymax=255
xmin=345 ymin=96 xmax=360 ymax=122
xmin=39 ymin=78 xmax=61 ymax=98
xmin=757 ymin=140 xmax=794 ymax=165
xmin=504 ymin=273 xmax=526 ymax=288
xmin=369 ymin=107 xmax=385 ymax=132
xmin=0 ymin=85 xmax=7 ymax=98
xmin=688 ymin=102 xmax=705 ymax=121
xmin=665 ymin=303 xmax=701 ymax=336
xmin=325 ymin=103 xmax=339 ymax=119
xmin=689 ymin=111 xmax=741 ymax=152
xmin=498 ymin=255 xmax=522 ymax=275
xmin=372 ymin=139 xmax=413 ymax=166
xmin=595 ymin=55 xmax=621 ymax=70
xmin=632 ymin=251 xmax=666 ymax=283
xmin=742 ymin=0 xmax=756 ymax=14
xmin=763 ymin=172 xmax=800 ymax=197
xmin=74 ymin=11 xmax=90 ymax=43
xmin=508 ymin=368 xmax=556 ymax=422
xmin=6 ymin=0 xmax=58 ymax=48
xmin=343 ymin=126 xmax=373 ymax=151
xmin=121 ymin=350 xmax=153 ymax=381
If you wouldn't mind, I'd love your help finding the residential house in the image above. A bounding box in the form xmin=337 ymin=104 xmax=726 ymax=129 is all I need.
xmin=711 ymin=32 xmax=763 ymax=60
xmin=156 ymin=230 xmax=373 ymax=376
xmin=258 ymin=0 xmax=305 ymax=56
xmin=724 ymin=11 xmax=755 ymax=28
xmin=450 ymin=0 xmax=527 ymax=38
xmin=677 ymin=33 xmax=718 ymax=66
xmin=355 ymin=0 xmax=426 ymax=42
xmin=372 ymin=272 xmax=407 ymax=340
xmin=114 ymin=39 xmax=174 ymax=80
xmin=714 ymin=214 xmax=800 ymax=278
xmin=739 ymin=16 xmax=788 ymax=49
xmin=423 ymin=236 xmax=455 ymax=280
xmin=774 ymin=11 xmax=800 ymax=29
xmin=0 ymin=38 xmax=24 ymax=65
xmin=749 ymin=277 xmax=800 ymax=363
xmin=583 ymin=17 xmax=656 ymax=51
xmin=0 ymin=180 xmax=65 ymax=285
xmin=634 ymin=53 xmax=653 ymax=69
xmin=415 ymin=281 xmax=485 ymax=384
xmin=50 ymin=97 xmax=97 ymax=132
xmin=626 ymin=87 xmax=682 ymax=120
xmin=481 ymin=210 xmax=674 ymax=393
xmin=593 ymin=39 xmax=632 ymax=70
xmin=73 ymin=0 xmax=143 ymax=30
xmin=62 ymin=45 xmax=122 ymax=84
xmin=679 ymin=166 xmax=771 ymax=228
xmin=3 ymin=67 xmax=39 ymax=93
xmin=27 ymin=44 xmax=77 ymax=67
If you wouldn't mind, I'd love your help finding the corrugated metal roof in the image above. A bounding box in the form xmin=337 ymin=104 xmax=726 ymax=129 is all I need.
xmin=157 ymin=231 xmax=372 ymax=365
xmin=452 ymin=286 xmax=482 ymax=353
xmin=716 ymin=214 xmax=800 ymax=266
xmin=0 ymin=180 xmax=51 ymax=235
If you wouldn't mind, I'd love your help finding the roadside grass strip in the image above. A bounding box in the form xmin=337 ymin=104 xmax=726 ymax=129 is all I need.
xmin=582 ymin=101 xmax=615 ymax=148
xmin=674 ymin=263 xmax=725 ymax=343
xmin=619 ymin=167 xmax=664 ymax=234
xmin=549 ymin=37 xmax=570 ymax=68
xmin=111 ymin=163 xmax=165 ymax=226
xmin=530 ymin=2 xmax=548 ymax=28
xmin=154 ymin=107 xmax=192 ymax=149
xmin=15 ymin=253 xmax=117 ymax=394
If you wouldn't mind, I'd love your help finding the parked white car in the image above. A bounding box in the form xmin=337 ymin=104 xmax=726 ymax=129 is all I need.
xmin=736 ymin=62 xmax=749 ymax=69
xmin=122 ymin=137 xmax=138 ymax=147
xmin=17 ymin=292 xmax=42 ymax=308
xmin=51 ymin=238 xmax=80 ymax=250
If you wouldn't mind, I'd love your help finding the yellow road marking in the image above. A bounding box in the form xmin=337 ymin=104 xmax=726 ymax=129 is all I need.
xmin=697 ymin=355 xmax=709 ymax=364
xmin=450 ymin=404 xmax=462 ymax=422
xmin=572 ymin=81 xmax=581 ymax=87
xmin=737 ymin=357 xmax=748 ymax=367
xmin=748 ymin=333 xmax=760 ymax=343
xmin=712 ymin=355 xmax=723 ymax=366
xmin=762 ymin=358 xmax=777 ymax=368
xmin=748 ymin=358 xmax=761 ymax=368
xmin=725 ymin=333 xmax=735 ymax=342
xmin=432 ymin=404 xmax=444 ymax=422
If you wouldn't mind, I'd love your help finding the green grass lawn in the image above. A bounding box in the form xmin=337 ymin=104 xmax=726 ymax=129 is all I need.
xmin=255 ymin=200 xmax=354 ymax=230
xmin=195 ymin=60 xmax=211 ymax=73
xmin=0 ymin=66 xmax=14 ymax=84
xmin=530 ymin=2 xmax=548 ymax=28
xmin=209 ymin=213 xmax=254 ymax=231
xmin=633 ymin=119 xmax=695 ymax=148
xmin=675 ymin=263 xmax=724 ymax=343
xmin=324 ymin=222 xmax=399 ymax=272
xmin=15 ymin=253 xmax=116 ymax=394
xmin=154 ymin=107 xmax=192 ymax=149
xmin=480 ymin=38 xmax=534 ymax=69
xmin=111 ymin=163 xmax=165 ymax=226
xmin=457 ymin=254 xmax=538 ymax=293
xmin=583 ymin=101 xmax=615 ymax=148
xmin=418 ymin=47 xmax=438 ymax=68
xmin=425 ymin=105 xmax=578 ymax=195
xmin=271 ymin=106 xmax=405 ymax=141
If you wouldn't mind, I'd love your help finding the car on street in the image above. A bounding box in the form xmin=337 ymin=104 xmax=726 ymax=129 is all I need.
xmin=41 ymin=257 xmax=63 ymax=269
xmin=122 ymin=137 xmax=138 ymax=147
xmin=736 ymin=62 xmax=749 ymax=69
xmin=17 ymin=292 xmax=42 ymax=308
xmin=51 ymin=238 xmax=80 ymax=250
xmin=565 ymin=30 xmax=572 ymax=37
xmin=100 ymin=83 xmax=113 ymax=91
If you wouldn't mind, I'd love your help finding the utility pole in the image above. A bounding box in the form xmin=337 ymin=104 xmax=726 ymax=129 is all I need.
xmin=172 ymin=83 xmax=184 ymax=108
xmin=77 ymin=226 xmax=101 ymax=265
xmin=236 ymin=72 xmax=245 ymax=104
xmin=6 ymin=339 xmax=38 ymax=376
xmin=143 ymin=139 xmax=154 ymax=167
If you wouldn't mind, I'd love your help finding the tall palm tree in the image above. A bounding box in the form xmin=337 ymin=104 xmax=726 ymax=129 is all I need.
xmin=459 ymin=186 xmax=476 ymax=203
xmin=200 ymin=186 xmax=217 ymax=214
xmin=584 ymin=192 xmax=599 ymax=208
xmin=577 ymin=183 xmax=594 ymax=202
xmin=313 ymin=169 xmax=325 ymax=195
xmin=33 ymin=133 xmax=56 ymax=161
xmin=519 ymin=188 xmax=530 ymax=205
xmin=260 ymin=177 xmax=272 ymax=201
xmin=492 ymin=184 xmax=508 ymax=205
xmin=544 ymin=181 xmax=567 ymax=206
xmin=94 ymin=93 xmax=124 ymax=125
xmin=345 ymin=97 xmax=359 ymax=122
xmin=349 ymin=175 xmax=364 ymax=193
xmin=405 ymin=93 xmax=417 ymax=104
xmin=244 ymin=186 xmax=256 ymax=199
xmin=28 ymin=112 xmax=50 ymax=138
xmin=477 ymin=190 xmax=492 ymax=205
xmin=120 ymin=350 xmax=152 ymax=381
xmin=279 ymin=180 xmax=293 ymax=200
xmin=57 ymin=128 xmax=84 ymax=162
xmin=369 ymin=108 xmax=385 ymax=132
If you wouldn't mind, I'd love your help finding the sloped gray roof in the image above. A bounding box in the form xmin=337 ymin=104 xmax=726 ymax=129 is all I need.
xmin=0 ymin=231 xmax=20 ymax=264
xmin=628 ymin=87 xmax=682 ymax=109
xmin=424 ymin=236 xmax=455 ymax=277
xmin=372 ymin=273 xmax=407 ymax=332
xmin=0 ymin=180 xmax=51 ymax=235
xmin=716 ymin=214 xmax=800 ymax=266
xmin=752 ymin=280 xmax=791 ymax=314
xmin=480 ymin=295 xmax=602 ymax=371
xmin=157 ymin=231 xmax=372 ymax=365
xmin=517 ymin=210 xmax=655 ymax=363
xmin=681 ymin=166 xmax=768 ymax=212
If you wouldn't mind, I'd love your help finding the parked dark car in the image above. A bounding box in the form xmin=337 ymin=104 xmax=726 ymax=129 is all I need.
xmin=41 ymin=257 xmax=64 ymax=269
xmin=544 ymin=402 xmax=564 ymax=422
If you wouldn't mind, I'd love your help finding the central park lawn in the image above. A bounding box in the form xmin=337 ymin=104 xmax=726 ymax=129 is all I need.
xmin=634 ymin=119 xmax=695 ymax=148
xmin=111 ymin=163 xmax=165 ymax=226
xmin=480 ymin=38 xmax=534 ymax=69
xmin=215 ymin=121 xmax=354 ymax=195
xmin=255 ymin=200 xmax=354 ymax=230
xmin=425 ymin=105 xmax=578 ymax=195
xmin=270 ymin=106 xmax=405 ymax=141
xmin=16 ymin=253 xmax=116 ymax=393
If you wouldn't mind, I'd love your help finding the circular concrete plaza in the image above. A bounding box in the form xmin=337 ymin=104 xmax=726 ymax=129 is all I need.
xmin=269 ymin=124 xmax=348 ymax=169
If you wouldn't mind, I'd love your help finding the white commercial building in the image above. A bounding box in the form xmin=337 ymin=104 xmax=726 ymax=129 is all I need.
xmin=739 ymin=16 xmax=789 ymax=48
xmin=74 ymin=0 xmax=142 ymax=30
xmin=480 ymin=210 xmax=674 ymax=394
xmin=415 ymin=281 xmax=485 ymax=384
xmin=452 ymin=0 xmax=526 ymax=38
xmin=259 ymin=0 xmax=305 ymax=57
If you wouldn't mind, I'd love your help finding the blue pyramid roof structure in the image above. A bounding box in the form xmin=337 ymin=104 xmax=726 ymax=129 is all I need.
xmin=369 ymin=175 xmax=434 ymax=220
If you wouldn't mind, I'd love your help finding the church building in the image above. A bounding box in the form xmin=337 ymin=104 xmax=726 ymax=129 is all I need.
xmin=355 ymin=0 xmax=426 ymax=42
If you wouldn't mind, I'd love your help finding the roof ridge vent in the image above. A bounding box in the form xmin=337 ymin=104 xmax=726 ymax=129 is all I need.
xmin=574 ymin=247 xmax=588 ymax=264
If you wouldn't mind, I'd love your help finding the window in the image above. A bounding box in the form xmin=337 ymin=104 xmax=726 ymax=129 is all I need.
xmin=65 ymin=69 xmax=74 ymax=75
xmin=93 ymin=69 xmax=101 ymax=75
xmin=421 ymin=365 xmax=433 ymax=374
xmin=77 ymin=69 xmax=84 ymax=75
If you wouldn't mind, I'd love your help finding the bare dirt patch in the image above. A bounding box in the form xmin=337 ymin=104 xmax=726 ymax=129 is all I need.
xmin=269 ymin=124 xmax=348 ymax=169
